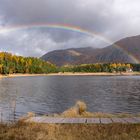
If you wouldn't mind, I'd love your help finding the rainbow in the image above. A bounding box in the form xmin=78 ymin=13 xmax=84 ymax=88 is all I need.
xmin=0 ymin=23 xmax=139 ymax=63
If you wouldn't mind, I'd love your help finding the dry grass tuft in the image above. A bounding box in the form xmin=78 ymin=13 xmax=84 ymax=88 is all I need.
xmin=19 ymin=112 xmax=36 ymax=122
xmin=62 ymin=101 xmax=88 ymax=117
xmin=59 ymin=101 xmax=140 ymax=118
xmin=76 ymin=101 xmax=87 ymax=114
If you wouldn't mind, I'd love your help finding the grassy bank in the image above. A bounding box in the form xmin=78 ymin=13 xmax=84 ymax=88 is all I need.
xmin=0 ymin=122 xmax=140 ymax=140
xmin=1 ymin=101 xmax=140 ymax=140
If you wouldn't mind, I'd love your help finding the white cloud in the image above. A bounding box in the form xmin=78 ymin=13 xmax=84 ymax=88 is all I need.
xmin=0 ymin=0 xmax=140 ymax=56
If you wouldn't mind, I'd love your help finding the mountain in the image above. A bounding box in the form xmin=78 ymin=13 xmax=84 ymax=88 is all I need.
xmin=41 ymin=35 xmax=140 ymax=66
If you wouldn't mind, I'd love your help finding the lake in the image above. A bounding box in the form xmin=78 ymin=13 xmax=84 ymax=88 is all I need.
xmin=0 ymin=75 xmax=140 ymax=121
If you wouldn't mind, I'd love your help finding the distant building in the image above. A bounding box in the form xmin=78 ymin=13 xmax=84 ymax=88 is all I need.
xmin=126 ymin=68 xmax=133 ymax=72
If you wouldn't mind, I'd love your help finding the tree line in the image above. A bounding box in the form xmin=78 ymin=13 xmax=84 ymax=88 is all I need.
xmin=1 ymin=52 xmax=140 ymax=75
xmin=131 ymin=64 xmax=140 ymax=71
xmin=0 ymin=52 xmax=57 ymax=74
xmin=59 ymin=63 xmax=134 ymax=73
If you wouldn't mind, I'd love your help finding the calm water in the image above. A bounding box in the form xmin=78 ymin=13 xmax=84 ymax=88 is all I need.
xmin=0 ymin=76 xmax=140 ymax=121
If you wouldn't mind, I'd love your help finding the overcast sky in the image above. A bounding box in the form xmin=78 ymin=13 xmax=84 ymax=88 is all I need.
xmin=0 ymin=0 xmax=140 ymax=57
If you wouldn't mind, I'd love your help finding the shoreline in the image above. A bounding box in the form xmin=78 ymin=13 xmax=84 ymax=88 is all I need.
xmin=0 ymin=72 xmax=140 ymax=78
xmin=0 ymin=73 xmax=48 ymax=78
xmin=47 ymin=72 xmax=140 ymax=76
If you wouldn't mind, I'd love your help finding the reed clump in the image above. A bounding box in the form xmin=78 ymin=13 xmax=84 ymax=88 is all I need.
xmin=61 ymin=101 xmax=114 ymax=118
xmin=19 ymin=112 xmax=36 ymax=122
xmin=61 ymin=101 xmax=88 ymax=117
xmin=17 ymin=101 xmax=139 ymax=119
xmin=60 ymin=101 xmax=138 ymax=118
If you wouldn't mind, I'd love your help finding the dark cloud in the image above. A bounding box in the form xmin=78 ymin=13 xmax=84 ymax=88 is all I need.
xmin=0 ymin=0 xmax=140 ymax=56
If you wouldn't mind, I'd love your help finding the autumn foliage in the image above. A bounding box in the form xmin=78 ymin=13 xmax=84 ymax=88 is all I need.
xmin=0 ymin=52 xmax=57 ymax=74
xmin=60 ymin=63 xmax=133 ymax=73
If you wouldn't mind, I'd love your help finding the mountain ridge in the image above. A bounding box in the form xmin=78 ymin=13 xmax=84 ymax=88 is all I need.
xmin=41 ymin=35 xmax=140 ymax=66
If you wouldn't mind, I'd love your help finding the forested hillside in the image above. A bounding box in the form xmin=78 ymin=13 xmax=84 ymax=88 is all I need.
xmin=0 ymin=52 xmax=57 ymax=74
